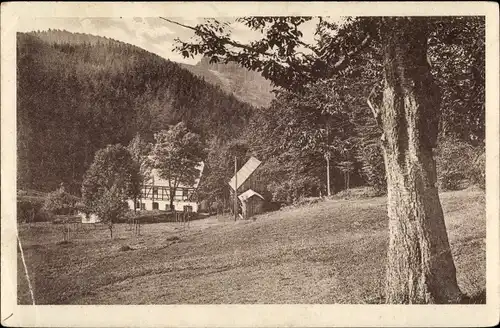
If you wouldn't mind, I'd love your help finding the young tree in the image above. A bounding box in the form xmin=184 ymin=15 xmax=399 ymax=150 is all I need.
xmin=336 ymin=161 xmax=355 ymax=190
xmin=127 ymin=133 xmax=153 ymax=211
xmin=151 ymin=122 xmax=206 ymax=209
xmin=94 ymin=184 xmax=129 ymax=239
xmin=81 ymin=144 xmax=140 ymax=238
xmin=166 ymin=16 xmax=484 ymax=303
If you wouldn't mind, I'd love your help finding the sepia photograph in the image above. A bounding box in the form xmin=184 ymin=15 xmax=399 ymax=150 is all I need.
xmin=1 ymin=2 xmax=499 ymax=327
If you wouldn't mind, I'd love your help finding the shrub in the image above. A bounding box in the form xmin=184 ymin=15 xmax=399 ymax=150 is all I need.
xmin=268 ymin=181 xmax=292 ymax=204
xmin=268 ymin=175 xmax=322 ymax=204
xmin=43 ymin=187 xmax=79 ymax=215
xmin=435 ymin=137 xmax=485 ymax=191
xmin=17 ymin=198 xmax=50 ymax=223
xmin=469 ymin=151 xmax=485 ymax=190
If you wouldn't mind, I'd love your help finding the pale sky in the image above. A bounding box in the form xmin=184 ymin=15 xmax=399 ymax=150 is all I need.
xmin=16 ymin=17 xmax=342 ymax=65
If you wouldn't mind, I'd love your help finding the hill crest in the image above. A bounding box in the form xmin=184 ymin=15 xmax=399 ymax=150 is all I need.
xmin=17 ymin=30 xmax=254 ymax=193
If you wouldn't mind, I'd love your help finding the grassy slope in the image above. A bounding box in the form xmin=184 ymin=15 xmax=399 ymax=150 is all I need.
xmin=17 ymin=189 xmax=485 ymax=304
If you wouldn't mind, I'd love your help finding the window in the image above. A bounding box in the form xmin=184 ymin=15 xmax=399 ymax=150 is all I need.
xmin=136 ymin=201 xmax=140 ymax=210
xmin=183 ymin=205 xmax=193 ymax=213
xmin=153 ymin=202 xmax=159 ymax=210
xmin=140 ymin=203 xmax=146 ymax=210
xmin=182 ymin=188 xmax=189 ymax=199
xmin=153 ymin=187 xmax=158 ymax=197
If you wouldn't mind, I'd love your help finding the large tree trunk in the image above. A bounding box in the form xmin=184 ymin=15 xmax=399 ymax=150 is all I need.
xmin=380 ymin=18 xmax=462 ymax=303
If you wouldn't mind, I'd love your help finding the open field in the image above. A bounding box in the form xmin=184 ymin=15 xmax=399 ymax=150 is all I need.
xmin=17 ymin=188 xmax=485 ymax=304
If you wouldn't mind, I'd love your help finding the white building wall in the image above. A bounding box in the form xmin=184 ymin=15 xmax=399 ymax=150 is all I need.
xmin=127 ymin=199 xmax=199 ymax=212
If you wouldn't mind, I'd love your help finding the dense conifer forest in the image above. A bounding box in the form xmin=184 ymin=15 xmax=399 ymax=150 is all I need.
xmin=17 ymin=30 xmax=254 ymax=193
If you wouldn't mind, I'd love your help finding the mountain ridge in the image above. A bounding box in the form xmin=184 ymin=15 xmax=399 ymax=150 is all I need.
xmin=17 ymin=30 xmax=255 ymax=193
xmin=31 ymin=28 xmax=275 ymax=108
xmin=179 ymin=57 xmax=275 ymax=108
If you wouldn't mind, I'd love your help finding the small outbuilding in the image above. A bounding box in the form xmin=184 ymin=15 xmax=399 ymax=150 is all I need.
xmin=228 ymin=156 xmax=268 ymax=219
xmin=238 ymin=189 xmax=265 ymax=219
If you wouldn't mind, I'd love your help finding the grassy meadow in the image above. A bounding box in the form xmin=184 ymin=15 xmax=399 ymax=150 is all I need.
xmin=17 ymin=188 xmax=485 ymax=304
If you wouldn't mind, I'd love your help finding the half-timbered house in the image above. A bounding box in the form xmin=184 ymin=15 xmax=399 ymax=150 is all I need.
xmin=127 ymin=162 xmax=205 ymax=212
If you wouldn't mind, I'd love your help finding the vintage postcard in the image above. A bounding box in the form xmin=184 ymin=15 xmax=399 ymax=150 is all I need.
xmin=1 ymin=1 xmax=499 ymax=327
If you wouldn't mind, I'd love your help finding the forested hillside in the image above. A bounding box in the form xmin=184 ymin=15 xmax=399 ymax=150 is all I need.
xmin=180 ymin=57 xmax=275 ymax=108
xmin=17 ymin=30 xmax=254 ymax=194
xmin=17 ymin=19 xmax=485 ymax=204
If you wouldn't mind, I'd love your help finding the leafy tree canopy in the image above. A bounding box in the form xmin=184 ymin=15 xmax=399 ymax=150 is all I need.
xmin=151 ymin=122 xmax=207 ymax=205
xmin=81 ymin=144 xmax=140 ymax=214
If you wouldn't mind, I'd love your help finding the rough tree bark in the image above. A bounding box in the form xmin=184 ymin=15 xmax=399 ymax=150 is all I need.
xmin=377 ymin=17 xmax=462 ymax=303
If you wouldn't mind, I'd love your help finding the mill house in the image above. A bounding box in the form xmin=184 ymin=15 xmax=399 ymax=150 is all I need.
xmin=127 ymin=162 xmax=205 ymax=213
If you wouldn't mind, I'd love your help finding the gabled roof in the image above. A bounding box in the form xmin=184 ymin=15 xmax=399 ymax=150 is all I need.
xmin=149 ymin=161 xmax=205 ymax=189
xmin=228 ymin=156 xmax=262 ymax=191
xmin=238 ymin=189 xmax=264 ymax=202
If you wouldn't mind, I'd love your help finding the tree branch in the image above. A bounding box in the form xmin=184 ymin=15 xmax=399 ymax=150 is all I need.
xmin=160 ymin=17 xmax=276 ymax=58
xmin=367 ymin=82 xmax=383 ymax=127
xmin=159 ymin=17 xmax=197 ymax=32
xmin=330 ymin=34 xmax=371 ymax=71
xmin=160 ymin=17 xmax=371 ymax=75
